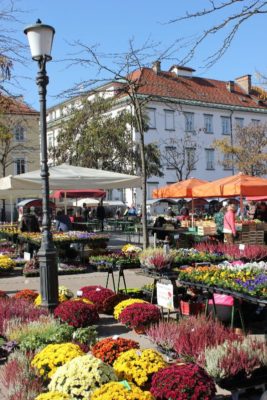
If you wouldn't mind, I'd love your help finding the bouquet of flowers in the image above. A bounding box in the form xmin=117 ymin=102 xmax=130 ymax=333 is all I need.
xmin=54 ymin=300 xmax=99 ymax=328
xmin=14 ymin=289 xmax=38 ymax=303
xmin=48 ymin=354 xmax=117 ymax=399
xmin=0 ymin=255 xmax=15 ymax=271
xmin=119 ymin=303 xmax=161 ymax=332
xmin=31 ymin=342 xmax=84 ymax=380
xmin=139 ymin=248 xmax=174 ymax=271
xmin=91 ymin=381 xmax=154 ymax=400
xmin=121 ymin=243 xmax=142 ymax=254
xmin=91 ymin=337 xmax=139 ymax=365
xmin=150 ymin=363 xmax=216 ymax=400
xmin=113 ymin=349 xmax=166 ymax=387
xmin=113 ymin=298 xmax=147 ymax=320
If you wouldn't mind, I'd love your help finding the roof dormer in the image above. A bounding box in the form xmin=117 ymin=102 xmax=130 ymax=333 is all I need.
xmin=169 ymin=65 xmax=195 ymax=78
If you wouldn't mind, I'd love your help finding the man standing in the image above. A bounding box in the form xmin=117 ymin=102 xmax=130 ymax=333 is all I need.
xmin=81 ymin=203 xmax=89 ymax=222
xmin=96 ymin=201 xmax=106 ymax=231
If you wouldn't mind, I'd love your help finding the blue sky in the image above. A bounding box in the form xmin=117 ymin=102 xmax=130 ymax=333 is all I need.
xmin=9 ymin=0 xmax=267 ymax=109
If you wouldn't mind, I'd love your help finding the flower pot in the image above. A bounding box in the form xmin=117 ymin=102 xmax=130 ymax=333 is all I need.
xmin=180 ymin=300 xmax=204 ymax=316
xmin=133 ymin=326 xmax=147 ymax=335
xmin=216 ymin=367 xmax=267 ymax=391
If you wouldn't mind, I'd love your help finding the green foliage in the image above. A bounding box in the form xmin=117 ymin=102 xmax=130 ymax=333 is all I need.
xmin=50 ymin=96 xmax=162 ymax=177
xmin=72 ymin=326 xmax=97 ymax=346
xmin=4 ymin=316 xmax=74 ymax=351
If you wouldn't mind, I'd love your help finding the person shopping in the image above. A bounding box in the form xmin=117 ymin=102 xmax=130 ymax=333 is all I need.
xmin=223 ymin=204 xmax=237 ymax=244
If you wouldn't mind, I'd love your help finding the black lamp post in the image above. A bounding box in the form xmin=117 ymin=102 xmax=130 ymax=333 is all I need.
xmin=24 ymin=19 xmax=58 ymax=311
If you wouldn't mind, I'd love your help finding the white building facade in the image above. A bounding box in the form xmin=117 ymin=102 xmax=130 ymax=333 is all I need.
xmin=47 ymin=64 xmax=267 ymax=208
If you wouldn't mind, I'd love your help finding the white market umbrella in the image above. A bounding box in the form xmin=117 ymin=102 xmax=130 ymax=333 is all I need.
xmin=16 ymin=164 xmax=142 ymax=190
xmin=0 ymin=175 xmax=42 ymax=223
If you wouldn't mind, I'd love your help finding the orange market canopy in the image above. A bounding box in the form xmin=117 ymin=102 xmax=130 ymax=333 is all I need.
xmin=152 ymin=178 xmax=208 ymax=199
xmin=192 ymin=173 xmax=267 ymax=198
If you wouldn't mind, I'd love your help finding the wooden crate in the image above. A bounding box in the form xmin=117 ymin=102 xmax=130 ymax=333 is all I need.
xmin=197 ymin=226 xmax=217 ymax=236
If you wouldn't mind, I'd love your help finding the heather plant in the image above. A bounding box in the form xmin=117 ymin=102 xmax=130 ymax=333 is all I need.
xmin=204 ymin=337 xmax=267 ymax=380
xmin=0 ymin=350 xmax=44 ymax=400
xmin=171 ymin=315 xmax=239 ymax=361
xmin=139 ymin=247 xmax=174 ymax=270
xmin=146 ymin=320 xmax=180 ymax=355
xmin=0 ymin=298 xmax=48 ymax=335
xmin=195 ymin=242 xmax=267 ymax=262
xmin=150 ymin=363 xmax=216 ymax=400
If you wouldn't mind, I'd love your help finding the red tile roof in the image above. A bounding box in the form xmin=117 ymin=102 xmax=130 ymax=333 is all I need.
xmin=122 ymin=68 xmax=267 ymax=110
xmin=0 ymin=94 xmax=39 ymax=115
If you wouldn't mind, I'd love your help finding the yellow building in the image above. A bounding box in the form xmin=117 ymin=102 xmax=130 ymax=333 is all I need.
xmin=0 ymin=95 xmax=40 ymax=219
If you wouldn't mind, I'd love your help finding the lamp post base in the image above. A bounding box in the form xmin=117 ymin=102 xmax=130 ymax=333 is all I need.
xmin=38 ymin=245 xmax=58 ymax=312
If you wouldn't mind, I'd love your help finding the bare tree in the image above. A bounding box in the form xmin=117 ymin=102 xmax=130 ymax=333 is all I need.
xmin=61 ymin=40 xmax=172 ymax=248
xmin=161 ymin=134 xmax=200 ymax=181
xmin=169 ymin=0 xmax=267 ymax=66
xmin=213 ymin=122 xmax=267 ymax=175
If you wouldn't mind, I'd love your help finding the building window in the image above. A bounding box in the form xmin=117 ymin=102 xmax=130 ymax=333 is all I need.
xmin=147 ymin=182 xmax=159 ymax=200
xmin=48 ymin=134 xmax=53 ymax=149
xmin=204 ymin=114 xmax=213 ymax=133
xmin=14 ymin=125 xmax=25 ymax=141
xmin=146 ymin=108 xmax=156 ymax=129
xmin=184 ymin=112 xmax=194 ymax=132
xmin=15 ymin=158 xmax=26 ymax=175
xmin=186 ymin=147 xmax=196 ymax=170
xmin=223 ymin=153 xmax=233 ymax=170
xmin=251 ymin=119 xmax=260 ymax=126
xmin=235 ymin=117 xmax=244 ymax=128
xmin=164 ymin=109 xmax=175 ymax=130
xmin=205 ymin=149 xmax=215 ymax=170
xmin=221 ymin=116 xmax=231 ymax=135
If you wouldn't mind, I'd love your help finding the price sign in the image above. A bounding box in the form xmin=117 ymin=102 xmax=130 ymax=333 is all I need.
xmin=239 ymin=244 xmax=245 ymax=251
xmin=156 ymin=282 xmax=174 ymax=310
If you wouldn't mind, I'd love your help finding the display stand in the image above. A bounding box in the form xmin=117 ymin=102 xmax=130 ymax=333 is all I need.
xmin=105 ymin=262 xmax=127 ymax=293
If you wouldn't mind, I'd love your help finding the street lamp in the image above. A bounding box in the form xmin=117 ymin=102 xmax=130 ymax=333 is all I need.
xmin=24 ymin=19 xmax=58 ymax=311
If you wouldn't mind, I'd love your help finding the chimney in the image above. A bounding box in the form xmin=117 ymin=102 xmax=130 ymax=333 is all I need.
xmin=152 ymin=60 xmax=161 ymax=74
xmin=226 ymin=81 xmax=234 ymax=92
xmin=169 ymin=65 xmax=195 ymax=78
xmin=235 ymin=74 xmax=251 ymax=94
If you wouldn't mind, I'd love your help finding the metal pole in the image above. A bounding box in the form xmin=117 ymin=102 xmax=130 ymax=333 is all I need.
xmin=36 ymin=57 xmax=58 ymax=311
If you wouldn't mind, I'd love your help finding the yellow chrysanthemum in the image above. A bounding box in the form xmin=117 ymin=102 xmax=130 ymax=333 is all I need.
xmin=35 ymin=392 xmax=71 ymax=400
xmin=31 ymin=343 xmax=84 ymax=380
xmin=113 ymin=299 xmax=147 ymax=320
xmin=91 ymin=381 xmax=154 ymax=399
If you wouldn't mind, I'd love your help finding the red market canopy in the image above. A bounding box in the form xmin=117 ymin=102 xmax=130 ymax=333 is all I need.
xmin=152 ymin=178 xmax=208 ymax=199
xmin=51 ymin=189 xmax=106 ymax=199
